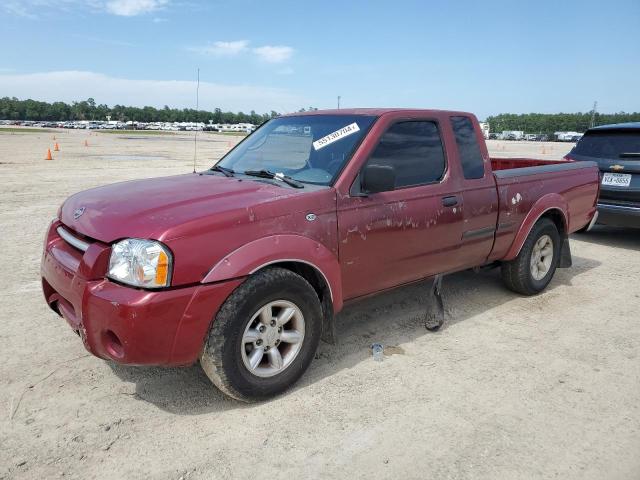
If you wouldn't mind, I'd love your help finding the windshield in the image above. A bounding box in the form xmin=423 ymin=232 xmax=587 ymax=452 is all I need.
xmin=216 ymin=114 xmax=377 ymax=185
xmin=572 ymin=130 xmax=640 ymax=159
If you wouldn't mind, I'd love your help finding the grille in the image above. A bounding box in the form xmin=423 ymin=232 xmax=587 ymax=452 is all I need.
xmin=57 ymin=226 xmax=90 ymax=252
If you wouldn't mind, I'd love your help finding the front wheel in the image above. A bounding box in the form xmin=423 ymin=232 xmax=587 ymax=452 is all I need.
xmin=501 ymin=218 xmax=561 ymax=295
xmin=200 ymin=267 xmax=322 ymax=402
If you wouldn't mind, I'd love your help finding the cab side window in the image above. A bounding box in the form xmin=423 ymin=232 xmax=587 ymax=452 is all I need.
xmin=366 ymin=121 xmax=446 ymax=190
xmin=451 ymin=116 xmax=485 ymax=179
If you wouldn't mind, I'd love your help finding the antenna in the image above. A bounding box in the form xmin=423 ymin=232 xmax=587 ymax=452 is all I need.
xmin=192 ymin=68 xmax=200 ymax=173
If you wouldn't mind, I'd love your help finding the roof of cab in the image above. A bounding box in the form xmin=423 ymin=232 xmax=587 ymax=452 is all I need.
xmin=281 ymin=108 xmax=474 ymax=117
xmin=589 ymin=122 xmax=640 ymax=131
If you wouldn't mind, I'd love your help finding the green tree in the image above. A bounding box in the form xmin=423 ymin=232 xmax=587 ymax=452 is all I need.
xmin=484 ymin=112 xmax=640 ymax=135
xmin=0 ymin=96 xmax=286 ymax=124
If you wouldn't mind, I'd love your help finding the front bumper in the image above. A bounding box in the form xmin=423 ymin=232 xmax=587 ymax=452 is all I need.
xmin=41 ymin=221 xmax=242 ymax=366
xmin=596 ymin=202 xmax=640 ymax=229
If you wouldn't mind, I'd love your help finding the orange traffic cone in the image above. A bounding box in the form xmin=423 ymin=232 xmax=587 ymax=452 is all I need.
xmin=54 ymin=143 xmax=60 ymax=152
xmin=45 ymin=149 xmax=53 ymax=160
xmin=84 ymin=140 xmax=89 ymax=147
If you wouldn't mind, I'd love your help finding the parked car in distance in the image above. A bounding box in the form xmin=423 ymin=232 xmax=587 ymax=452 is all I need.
xmin=566 ymin=122 xmax=640 ymax=228
xmin=41 ymin=108 xmax=600 ymax=401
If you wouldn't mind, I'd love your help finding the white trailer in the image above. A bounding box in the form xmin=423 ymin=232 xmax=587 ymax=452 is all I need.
xmin=501 ymin=130 xmax=524 ymax=140
xmin=479 ymin=122 xmax=490 ymax=139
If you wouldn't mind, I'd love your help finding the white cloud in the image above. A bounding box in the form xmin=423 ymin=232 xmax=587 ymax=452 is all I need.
xmin=105 ymin=0 xmax=167 ymax=16
xmin=1 ymin=0 xmax=168 ymax=17
xmin=193 ymin=40 xmax=250 ymax=57
xmin=191 ymin=41 xmax=295 ymax=64
xmin=253 ymin=45 xmax=294 ymax=63
xmin=71 ymin=33 xmax=137 ymax=47
xmin=2 ymin=1 xmax=38 ymax=18
xmin=0 ymin=70 xmax=304 ymax=113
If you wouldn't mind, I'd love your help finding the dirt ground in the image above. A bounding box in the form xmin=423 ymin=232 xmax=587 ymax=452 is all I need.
xmin=1 ymin=128 xmax=638 ymax=480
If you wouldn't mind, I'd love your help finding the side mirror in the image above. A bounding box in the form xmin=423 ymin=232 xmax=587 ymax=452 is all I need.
xmin=361 ymin=164 xmax=396 ymax=194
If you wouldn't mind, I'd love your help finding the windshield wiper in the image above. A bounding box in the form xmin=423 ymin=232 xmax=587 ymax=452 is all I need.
xmin=209 ymin=165 xmax=235 ymax=177
xmin=244 ymin=169 xmax=304 ymax=188
xmin=619 ymin=152 xmax=640 ymax=158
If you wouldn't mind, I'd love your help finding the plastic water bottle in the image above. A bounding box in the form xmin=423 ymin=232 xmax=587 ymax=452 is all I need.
xmin=372 ymin=343 xmax=384 ymax=362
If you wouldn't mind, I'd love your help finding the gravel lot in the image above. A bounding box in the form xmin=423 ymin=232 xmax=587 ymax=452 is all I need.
xmin=1 ymin=128 xmax=638 ymax=480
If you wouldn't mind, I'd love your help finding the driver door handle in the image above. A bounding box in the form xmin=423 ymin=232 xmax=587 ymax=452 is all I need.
xmin=442 ymin=195 xmax=459 ymax=207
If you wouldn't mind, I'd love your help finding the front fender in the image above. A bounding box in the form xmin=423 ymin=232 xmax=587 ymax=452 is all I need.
xmin=202 ymin=235 xmax=343 ymax=311
xmin=503 ymin=193 xmax=568 ymax=261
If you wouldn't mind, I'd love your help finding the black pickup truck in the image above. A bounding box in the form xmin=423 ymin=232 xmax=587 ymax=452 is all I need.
xmin=567 ymin=122 xmax=640 ymax=229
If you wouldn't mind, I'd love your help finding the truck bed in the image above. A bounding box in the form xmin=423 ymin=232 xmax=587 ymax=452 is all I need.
xmin=488 ymin=158 xmax=600 ymax=262
xmin=490 ymin=157 xmax=566 ymax=171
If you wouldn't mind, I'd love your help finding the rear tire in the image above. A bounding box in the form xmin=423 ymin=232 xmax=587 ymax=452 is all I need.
xmin=200 ymin=267 xmax=322 ymax=402
xmin=501 ymin=218 xmax=561 ymax=295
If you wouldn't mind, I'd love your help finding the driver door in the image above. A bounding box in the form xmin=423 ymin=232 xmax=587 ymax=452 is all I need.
xmin=337 ymin=119 xmax=464 ymax=300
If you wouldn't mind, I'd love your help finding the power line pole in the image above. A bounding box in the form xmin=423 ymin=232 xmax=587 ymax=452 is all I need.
xmin=590 ymin=101 xmax=598 ymax=128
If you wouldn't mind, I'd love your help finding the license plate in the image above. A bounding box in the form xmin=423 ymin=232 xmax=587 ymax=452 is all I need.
xmin=602 ymin=172 xmax=632 ymax=187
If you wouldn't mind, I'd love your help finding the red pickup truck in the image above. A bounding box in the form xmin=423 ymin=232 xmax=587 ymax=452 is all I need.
xmin=41 ymin=109 xmax=599 ymax=401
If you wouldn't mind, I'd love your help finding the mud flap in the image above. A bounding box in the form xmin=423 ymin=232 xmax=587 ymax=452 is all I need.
xmin=424 ymin=274 xmax=445 ymax=331
xmin=559 ymin=236 xmax=572 ymax=268
xmin=321 ymin=294 xmax=337 ymax=344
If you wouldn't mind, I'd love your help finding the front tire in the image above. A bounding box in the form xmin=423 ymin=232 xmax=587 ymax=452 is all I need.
xmin=501 ymin=218 xmax=561 ymax=295
xmin=200 ymin=267 xmax=322 ymax=402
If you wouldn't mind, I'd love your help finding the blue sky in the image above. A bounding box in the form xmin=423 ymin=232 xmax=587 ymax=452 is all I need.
xmin=1 ymin=0 xmax=638 ymax=119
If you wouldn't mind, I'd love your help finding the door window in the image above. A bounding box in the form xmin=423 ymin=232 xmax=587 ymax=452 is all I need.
xmin=365 ymin=121 xmax=446 ymax=190
xmin=451 ymin=116 xmax=485 ymax=179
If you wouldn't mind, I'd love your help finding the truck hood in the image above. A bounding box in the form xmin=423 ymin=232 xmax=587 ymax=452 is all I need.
xmin=60 ymin=173 xmax=301 ymax=243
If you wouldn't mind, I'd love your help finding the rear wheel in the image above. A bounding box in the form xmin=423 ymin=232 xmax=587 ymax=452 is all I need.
xmin=501 ymin=218 xmax=561 ymax=295
xmin=200 ymin=267 xmax=322 ymax=402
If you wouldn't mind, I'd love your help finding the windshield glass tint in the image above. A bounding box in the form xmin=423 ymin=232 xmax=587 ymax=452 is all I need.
xmin=216 ymin=115 xmax=377 ymax=185
xmin=573 ymin=131 xmax=640 ymax=159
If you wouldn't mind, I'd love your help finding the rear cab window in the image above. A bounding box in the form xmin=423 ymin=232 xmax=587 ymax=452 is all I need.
xmin=450 ymin=116 xmax=485 ymax=179
xmin=572 ymin=130 xmax=640 ymax=159
xmin=364 ymin=120 xmax=446 ymax=191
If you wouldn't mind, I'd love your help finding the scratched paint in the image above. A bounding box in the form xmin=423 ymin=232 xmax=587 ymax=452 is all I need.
xmin=511 ymin=192 xmax=523 ymax=205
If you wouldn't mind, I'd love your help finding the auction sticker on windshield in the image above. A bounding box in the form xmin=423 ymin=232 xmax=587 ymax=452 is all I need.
xmin=313 ymin=122 xmax=360 ymax=150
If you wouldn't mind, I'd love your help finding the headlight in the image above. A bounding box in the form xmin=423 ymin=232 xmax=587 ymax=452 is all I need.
xmin=108 ymin=239 xmax=172 ymax=288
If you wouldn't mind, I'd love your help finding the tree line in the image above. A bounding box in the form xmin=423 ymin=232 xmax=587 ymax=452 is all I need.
xmin=0 ymin=97 xmax=280 ymax=125
xmin=485 ymin=112 xmax=640 ymax=134
xmin=3 ymin=97 xmax=640 ymax=132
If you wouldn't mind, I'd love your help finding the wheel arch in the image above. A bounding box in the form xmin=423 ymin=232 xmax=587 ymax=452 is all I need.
xmin=504 ymin=194 xmax=568 ymax=261
xmin=202 ymin=235 xmax=343 ymax=312
xmin=250 ymin=259 xmax=333 ymax=307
